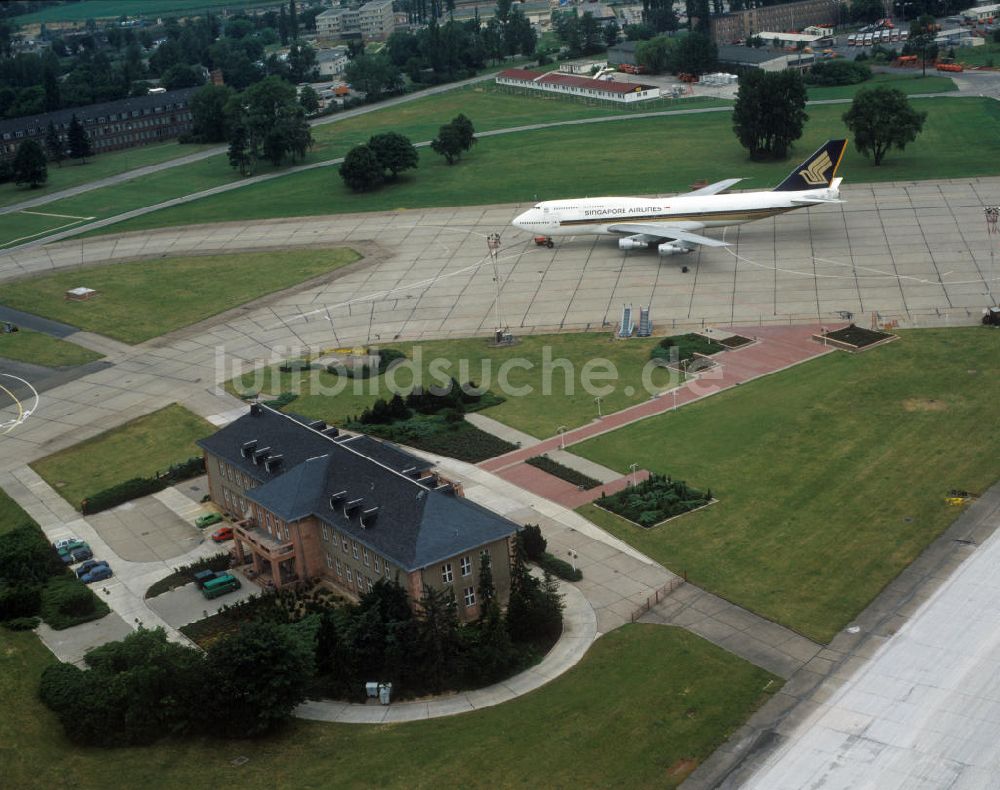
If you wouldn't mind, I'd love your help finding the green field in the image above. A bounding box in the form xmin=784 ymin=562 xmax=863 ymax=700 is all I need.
xmin=0 ymin=329 xmax=103 ymax=367
xmin=806 ymin=73 xmax=957 ymax=100
xmin=0 ymin=488 xmax=33 ymax=536
xmin=572 ymin=328 xmax=1000 ymax=643
xmin=955 ymin=41 xmax=1000 ymax=67
xmin=0 ymin=208 xmax=95 ymax=249
xmin=90 ymin=97 xmax=1000 ymax=237
xmin=0 ymin=624 xmax=778 ymax=789
xmin=0 ymin=142 xmax=216 ymax=210
xmin=0 ymin=248 xmax=361 ymax=344
xmin=30 ymin=403 xmax=215 ymax=508
xmin=0 ymin=88 xmax=726 ymax=249
xmin=13 ymin=0 xmax=278 ymax=24
xmin=232 ymin=333 xmax=678 ymax=438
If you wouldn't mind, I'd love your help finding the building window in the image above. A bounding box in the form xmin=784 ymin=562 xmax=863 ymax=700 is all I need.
xmin=460 ymin=555 xmax=472 ymax=577
xmin=374 ymin=556 xmax=381 ymax=573
xmin=342 ymin=536 xmax=349 ymax=553
xmin=363 ymin=548 xmax=370 ymax=567
xmin=384 ymin=563 xmax=391 ymax=578
xmin=283 ymin=525 xmax=290 ymax=541
xmin=367 ymin=578 xmax=374 ymax=593
xmin=463 ymin=587 xmax=476 ymax=607
xmin=346 ymin=567 xmax=353 ymax=585
xmin=321 ymin=525 xmax=329 ymax=542
xmin=442 ymin=563 xmax=453 ymax=584
xmin=352 ymin=542 xmax=359 ymax=560
xmin=336 ymin=558 xmax=343 ymax=576
xmin=325 ymin=552 xmax=333 ymax=568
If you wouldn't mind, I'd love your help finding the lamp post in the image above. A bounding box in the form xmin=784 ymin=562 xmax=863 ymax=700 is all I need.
xmin=594 ymin=396 xmax=603 ymax=418
xmin=567 ymin=550 xmax=578 ymax=573
xmin=557 ymin=425 xmax=567 ymax=449
xmin=629 ymin=462 xmax=638 ymax=487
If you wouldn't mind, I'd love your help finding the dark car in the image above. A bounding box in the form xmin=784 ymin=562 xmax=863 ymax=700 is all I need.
xmin=57 ymin=539 xmax=88 ymax=558
xmin=80 ymin=565 xmax=113 ymax=584
xmin=76 ymin=560 xmax=109 ymax=579
xmin=61 ymin=547 xmax=93 ymax=565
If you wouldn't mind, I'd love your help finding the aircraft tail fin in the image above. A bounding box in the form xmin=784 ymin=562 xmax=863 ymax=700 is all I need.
xmin=772 ymin=139 xmax=847 ymax=192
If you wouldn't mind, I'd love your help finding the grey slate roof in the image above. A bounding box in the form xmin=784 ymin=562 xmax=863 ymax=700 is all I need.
xmin=198 ymin=406 xmax=517 ymax=572
xmin=0 ymin=87 xmax=198 ymax=137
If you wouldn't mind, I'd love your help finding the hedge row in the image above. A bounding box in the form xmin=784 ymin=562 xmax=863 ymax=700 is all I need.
xmin=526 ymin=455 xmax=601 ymax=490
xmin=145 ymin=552 xmax=232 ymax=599
xmin=81 ymin=456 xmax=205 ymax=514
xmin=538 ymin=552 xmax=582 ymax=582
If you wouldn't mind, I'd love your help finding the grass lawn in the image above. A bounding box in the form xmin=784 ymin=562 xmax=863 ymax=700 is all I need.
xmin=96 ymin=97 xmax=1000 ymax=236
xmin=0 ymin=209 xmax=93 ymax=249
xmin=0 ymin=248 xmax=361 ymax=344
xmin=12 ymin=0 xmax=278 ymax=24
xmin=232 ymin=333 xmax=677 ymax=439
xmin=0 ymin=142 xmax=216 ymax=210
xmin=0 ymin=329 xmax=103 ymax=368
xmin=0 ymin=624 xmax=779 ymax=789
xmin=806 ymin=73 xmax=957 ymax=100
xmin=6 ymin=87 xmax=727 ymax=250
xmin=30 ymin=403 xmax=215 ymax=509
xmin=955 ymin=41 xmax=1000 ymax=67
xmin=572 ymin=328 xmax=1000 ymax=644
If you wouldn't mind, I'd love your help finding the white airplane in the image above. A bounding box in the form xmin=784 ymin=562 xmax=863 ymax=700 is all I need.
xmin=512 ymin=139 xmax=847 ymax=257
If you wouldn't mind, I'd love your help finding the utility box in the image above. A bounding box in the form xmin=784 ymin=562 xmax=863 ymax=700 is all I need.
xmin=365 ymin=681 xmax=379 ymax=698
xmin=378 ymin=683 xmax=392 ymax=705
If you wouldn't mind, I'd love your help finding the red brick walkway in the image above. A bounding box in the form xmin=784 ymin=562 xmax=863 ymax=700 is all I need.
xmin=479 ymin=324 xmax=838 ymax=503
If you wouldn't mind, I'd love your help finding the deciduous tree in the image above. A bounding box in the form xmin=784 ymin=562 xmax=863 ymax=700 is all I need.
xmin=732 ymin=69 xmax=808 ymax=160
xmin=431 ymin=122 xmax=464 ymax=164
xmin=44 ymin=121 xmax=64 ymax=167
xmin=66 ymin=114 xmax=92 ymax=163
xmin=340 ymin=144 xmax=385 ymax=191
xmin=368 ymin=132 xmax=418 ymax=179
xmin=12 ymin=139 xmax=47 ymax=188
xmin=842 ymin=87 xmax=927 ymax=166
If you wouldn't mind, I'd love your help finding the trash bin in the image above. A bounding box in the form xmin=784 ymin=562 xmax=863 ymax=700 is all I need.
xmin=378 ymin=683 xmax=392 ymax=705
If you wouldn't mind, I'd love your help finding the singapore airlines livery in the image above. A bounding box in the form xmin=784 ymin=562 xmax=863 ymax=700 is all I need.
xmin=512 ymin=139 xmax=847 ymax=257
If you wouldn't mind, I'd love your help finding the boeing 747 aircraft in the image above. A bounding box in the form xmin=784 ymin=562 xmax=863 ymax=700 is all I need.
xmin=512 ymin=139 xmax=847 ymax=257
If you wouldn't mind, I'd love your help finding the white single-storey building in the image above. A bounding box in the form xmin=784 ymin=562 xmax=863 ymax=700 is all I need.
xmin=495 ymin=68 xmax=660 ymax=103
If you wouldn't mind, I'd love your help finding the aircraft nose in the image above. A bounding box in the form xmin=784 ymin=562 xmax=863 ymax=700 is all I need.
xmin=512 ymin=210 xmax=531 ymax=230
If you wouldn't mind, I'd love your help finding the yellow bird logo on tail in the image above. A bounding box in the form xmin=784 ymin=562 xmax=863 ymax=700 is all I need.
xmin=799 ymin=151 xmax=833 ymax=186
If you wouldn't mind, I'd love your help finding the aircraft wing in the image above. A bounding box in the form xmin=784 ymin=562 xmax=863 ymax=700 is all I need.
xmin=608 ymin=223 xmax=731 ymax=248
xmin=790 ymin=197 xmax=845 ymax=205
xmin=686 ymin=178 xmax=743 ymax=197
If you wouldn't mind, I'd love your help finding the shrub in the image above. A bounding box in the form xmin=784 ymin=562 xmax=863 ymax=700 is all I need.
xmin=0 ymin=522 xmax=55 ymax=585
xmin=40 ymin=575 xmax=110 ymax=630
xmin=598 ymin=473 xmax=712 ymax=527
xmin=525 ymin=456 xmax=601 ymax=490
xmin=263 ymin=391 xmax=298 ymax=408
xmin=278 ymin=359 xmax=311 ymax=372
xmin=806 ymin=59 xmax=872 ymax=86
xmin=2 ymin=615 xmax=40 ymax=630
xmin=146 ymin=552 xmax=232 ymax=598
xmin=0 ymin=583 xmax=42 ymax=620
xmin=538 ymin=553 xmax=582 ymax=582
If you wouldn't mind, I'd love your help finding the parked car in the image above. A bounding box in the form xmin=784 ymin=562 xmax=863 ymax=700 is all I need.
xmin=211 ymin=525 xmax=233 ymax=543
xmin=62 ymin=547 xmax=93 ymax=565
xmin=76 ymin=559 xmax=109 ymax=579
xmin=53 ymin=537 xmax=81 ymax=550
xmin=80 ymin=564 xmax=113 ymax=584
xmin=195 ymin=512 xmax=223 ymax=529
xmin=57 ymin=540 xmax=89 ymax=558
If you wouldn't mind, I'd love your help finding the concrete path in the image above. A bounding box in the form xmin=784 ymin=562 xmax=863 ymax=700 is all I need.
xmin=640 ymin=585 xmax=822 ymax=681
xmin=686 ymin=482 xmax=1000 ymax=790
xmin=296 ymin=581 xmax=596 ymax=723
xmin=464 ymin=412 xmax=541 ymax=448
xmin=36 ymin=612 xmax=134 ymax=667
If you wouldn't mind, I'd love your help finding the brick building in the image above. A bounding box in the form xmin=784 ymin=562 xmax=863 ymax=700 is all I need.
xmin=197 ymin=404 xmax=518 ymax=622
xmin=0 ymin=87 xmax=197 ymax=160
xmin=710 ymin=0 xmax=842 ymax=44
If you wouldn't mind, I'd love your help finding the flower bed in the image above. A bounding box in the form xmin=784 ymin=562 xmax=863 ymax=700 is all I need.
xmin=823 ymin=324 xmax=896 ymax=349
xmin=526 ymin=455 xmax=601 ymax=490
xmin=596 ymin=474 xmax=712 ymax=528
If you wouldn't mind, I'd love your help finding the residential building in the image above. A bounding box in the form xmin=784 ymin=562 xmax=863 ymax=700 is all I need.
xmin=496 ymin=68 xmax=661 ymax=103
xmin=197 ymin=404 xmax=518 ymax=622
xmin=316 ymin=0 xmax=395 ymax=41
xmin=963 ymin=3 xmax=1000 ymax=22
xmin=0 ymin=87 xmax=196 ymax=160
xmin=710 ymin=0 xmax=841 ymax=44
xmin=316 ymin=46 xmax=350 ymax=78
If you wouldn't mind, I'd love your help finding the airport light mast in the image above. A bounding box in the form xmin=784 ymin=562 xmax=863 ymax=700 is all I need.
xmin=487 ymin=233 xmax=510 ymax=344
xmin=985 ymin=206 xmax=998 ymax=306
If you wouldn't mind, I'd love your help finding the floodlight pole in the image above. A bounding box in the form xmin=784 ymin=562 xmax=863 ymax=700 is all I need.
xmin=629 ymin=462 xmax=638 ymax=487
xmin=487 ymin=233 xmax=506 ymax=338
xmin=594 ymin=396 xmax=603 ymax=418
xmin=557 ymin=426 xmax=567 ymax=449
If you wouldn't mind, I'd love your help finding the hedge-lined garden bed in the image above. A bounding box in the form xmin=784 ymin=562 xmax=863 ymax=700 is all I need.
xmin=81 ymin=456 xmax=204 ymax=515
xmin=596 ymin=474 xmax=712 ymax=528
xmin=526 ymin=456 xmax=601 ymax=490
xmin=823 ymin=324 xmax=896 ymax=349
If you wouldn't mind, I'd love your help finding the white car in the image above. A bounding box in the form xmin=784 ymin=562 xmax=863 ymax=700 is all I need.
xmin=52 ymin=537 xmax=81 ymax=550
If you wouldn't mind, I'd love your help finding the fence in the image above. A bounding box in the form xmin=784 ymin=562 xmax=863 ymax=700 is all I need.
xmin=630 ymin=573 xmax=687 ymax=623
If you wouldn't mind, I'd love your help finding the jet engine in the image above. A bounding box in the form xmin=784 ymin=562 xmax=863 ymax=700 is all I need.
xmin=618 ymin=237 xmax=649 ymax=251
xmin=657 ymin=242 xmax=692 ymax=256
